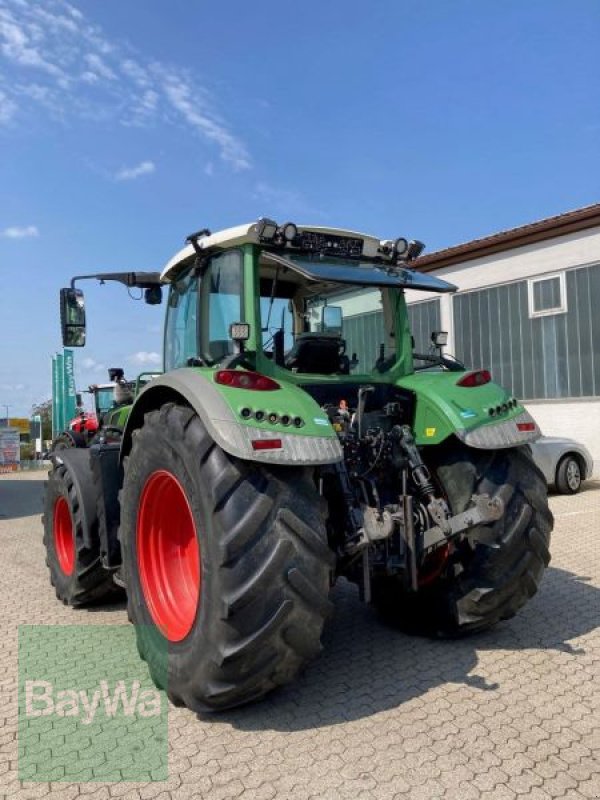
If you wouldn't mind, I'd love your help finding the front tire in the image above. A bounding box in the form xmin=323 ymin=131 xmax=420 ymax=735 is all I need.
xmin=119 ymin=403 xmax=334 ymax=711
xmin=372 ymin=443 xmax=553 ymax=636
xmin=43 ymin=461 xmax=117 ymax=605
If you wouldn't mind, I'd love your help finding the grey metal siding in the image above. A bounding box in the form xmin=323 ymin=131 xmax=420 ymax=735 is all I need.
xmin=343 ymin=310 xmax=386 ymax=373
xmin=343 ymin=299 xmax=441 ymax=371
xmin=408 ymin=299 xmax=442 ymax=354
xmin=453 ymin=263 xmax=600 ymax=400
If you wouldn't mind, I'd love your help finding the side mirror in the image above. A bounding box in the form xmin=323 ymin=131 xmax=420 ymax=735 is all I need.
xmin=431 ymin=331 xmax=448 ymax=348
xmin=60 ymin=288 xmax=86 ymax=347
xmin=321 ymin=305 xmax=343 ymax=334
xmin=144 ymin=286 xmax=162 ymax=305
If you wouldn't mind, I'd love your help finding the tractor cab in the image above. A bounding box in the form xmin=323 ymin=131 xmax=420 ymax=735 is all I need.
xmin=160 ymin=220 xmax=456 ymax=381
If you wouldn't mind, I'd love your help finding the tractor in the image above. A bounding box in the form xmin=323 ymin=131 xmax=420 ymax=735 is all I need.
xmin=44 ymin=220 xmax=553 ymax=711
xmin=52 ymin=368 xmax=156 ymax=450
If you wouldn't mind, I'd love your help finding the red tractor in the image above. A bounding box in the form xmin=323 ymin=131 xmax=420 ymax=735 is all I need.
xmin=52 ymin=369 xmax=134 ymax=450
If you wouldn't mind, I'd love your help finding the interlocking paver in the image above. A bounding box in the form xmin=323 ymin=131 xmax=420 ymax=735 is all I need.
xmin=1 ymin=472 xmax=600 ymax=800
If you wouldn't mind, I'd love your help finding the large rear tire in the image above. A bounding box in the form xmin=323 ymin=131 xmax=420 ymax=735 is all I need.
xmin=372 ymin=443 xmax=553 ymax=636
xmin=119 ymin=403 xmax=334 ymax=711
xmin=43 ymin=461 xmax=118 ymax=606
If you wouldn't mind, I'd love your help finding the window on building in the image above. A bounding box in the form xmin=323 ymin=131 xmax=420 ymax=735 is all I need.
xmin=528 ymin=273 xmax=567 ymax=318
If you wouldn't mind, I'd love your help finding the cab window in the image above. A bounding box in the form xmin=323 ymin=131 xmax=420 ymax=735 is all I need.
xmin=164 ymin=267 xmax=199 ymax=370
xmin=201 ymin=250 xmax=243 ymax=363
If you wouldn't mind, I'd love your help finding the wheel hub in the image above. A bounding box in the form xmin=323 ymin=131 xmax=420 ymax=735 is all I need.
xmin=53 ymin=496 xmax=75 ymax=575
xmin=566 ymin=460 xmax=581 ymax=491
xmin=136 ymin=470 xmax=201 ymax=642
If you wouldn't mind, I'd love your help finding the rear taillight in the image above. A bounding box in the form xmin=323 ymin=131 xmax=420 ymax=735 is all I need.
xmin=517 ymin=422 xmax=536 ymax=432
xmin=457 ymin=369 xmax=492 ymax=388
xmin=251 ymin=439 xmax=282 ymax=450
xmin=215 ymin=370 xmax=280 ymax=391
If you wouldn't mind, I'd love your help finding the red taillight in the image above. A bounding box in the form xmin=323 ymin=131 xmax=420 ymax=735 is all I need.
xmin=457 ymin=369 xmax=492 ymax=388
xmin=517 ymin=422 xmax=536 ymax=432
xmin=215 ymin=370 xmax=280 ymax=391
xmin=251 ymin=439 xmax=283 ymax=450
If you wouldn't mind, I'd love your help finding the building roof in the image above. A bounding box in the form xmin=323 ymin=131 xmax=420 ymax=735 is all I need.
xmin=414 ymin=203 xmax=600 ymax=272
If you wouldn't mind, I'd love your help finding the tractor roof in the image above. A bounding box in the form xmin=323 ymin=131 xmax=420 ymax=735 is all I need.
xmin=162 ymin=223 xmax=393 ymax=281
xmin=160 ymin=221 xmax=457 ymax=294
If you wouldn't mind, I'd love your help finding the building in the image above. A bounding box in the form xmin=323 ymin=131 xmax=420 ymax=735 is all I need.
xmin=343 ymin=203 xmax=600 ymax=476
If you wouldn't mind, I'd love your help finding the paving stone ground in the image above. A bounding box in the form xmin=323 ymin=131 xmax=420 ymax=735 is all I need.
xmin=0 ymin=470 xmax=598 ymax=800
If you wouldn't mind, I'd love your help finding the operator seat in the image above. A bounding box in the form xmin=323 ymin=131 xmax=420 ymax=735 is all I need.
xmin=284 ymin=333 xmax=349 ymax=374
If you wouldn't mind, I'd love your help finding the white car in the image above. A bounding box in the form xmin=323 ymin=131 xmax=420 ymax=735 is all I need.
xmin=530 ymin=437 xmax=593 ymax=494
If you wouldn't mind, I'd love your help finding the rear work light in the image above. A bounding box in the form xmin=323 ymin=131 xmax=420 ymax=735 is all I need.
xmin=215 ymin=370 xmax=280 ymax=391
xmin=457 ymin=369 xmax=492 ymax=388
xmin=251 ymin=439 xmax=282 ymax=450
xmin=517 ymin=422 xmax=536 ymax=432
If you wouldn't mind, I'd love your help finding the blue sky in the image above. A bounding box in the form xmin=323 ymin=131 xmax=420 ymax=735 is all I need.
xmin=0 ymin=0 xmax=599 ymax=417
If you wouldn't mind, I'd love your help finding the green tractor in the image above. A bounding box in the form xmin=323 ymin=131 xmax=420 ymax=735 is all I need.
xmin=45 ymin=220 xmax=552 ymax=711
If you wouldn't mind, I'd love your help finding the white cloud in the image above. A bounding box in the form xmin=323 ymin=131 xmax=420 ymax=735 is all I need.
xmin=80 ymin=357 xmax=106 ymax=373
xmin=128 ymin=351 xmax=161 ymax=366
xmin=252 ymin=182 xmax=322 ymax=218
xmin=0 ymin=224 xmax=39 ymax=238
xmin=0 ymin=89 xmax=17 ymax=123
xmin=163 ymin=79 xmax=250 ymax=170
xmin=84 ymin=52 xmax=115 ymax=81
xmin=0 ymin=0 xmax=252 ymax=169
xmin=0 ymin=382 xmax=26 ymax=392
xmin=115 ymin=160 xmax=155 ymax=181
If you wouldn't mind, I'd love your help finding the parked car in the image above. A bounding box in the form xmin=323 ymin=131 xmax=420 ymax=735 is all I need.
xmin=530 ymin=437 xmax=593 ymax=494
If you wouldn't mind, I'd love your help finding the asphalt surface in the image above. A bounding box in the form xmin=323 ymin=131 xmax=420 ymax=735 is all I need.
xmin=0 ymin=470 xmax=599 ymax=799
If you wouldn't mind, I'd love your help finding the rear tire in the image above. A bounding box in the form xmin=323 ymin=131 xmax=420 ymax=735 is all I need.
xmin=555 ymin=454 xmax=582 ymax=494
xmin=43 ymin=462 xmax=117 ymax=605
xmin=372 ymin=443 xmax=553 ymax=636
xmin=119 ymin=403 xmax=334 ymax=711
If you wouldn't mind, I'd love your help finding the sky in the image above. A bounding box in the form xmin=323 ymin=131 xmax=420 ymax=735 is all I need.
xmin=0 ymin=0 xmax=599 ymax=417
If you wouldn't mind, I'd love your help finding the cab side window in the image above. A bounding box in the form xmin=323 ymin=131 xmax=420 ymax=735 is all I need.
xmin=164 ymin=267 xmax=199 ymax=370
xmin=201 ymin=250 xmax=244 ymax=363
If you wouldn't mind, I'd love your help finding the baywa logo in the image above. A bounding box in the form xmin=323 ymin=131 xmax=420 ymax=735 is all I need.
xmin=19 ymin=625 xmax=168 ymax=782
xmin=25 ymin=679 xmax=162 ymax=726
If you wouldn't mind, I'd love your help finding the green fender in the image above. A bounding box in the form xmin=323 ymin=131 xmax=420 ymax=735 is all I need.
xmin=396 ymin=371 xmax=541 ymax=449
xmin=120 ymin=367 xmax=343 ymax=467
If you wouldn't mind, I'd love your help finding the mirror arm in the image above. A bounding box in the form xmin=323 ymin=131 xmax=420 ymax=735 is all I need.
xmin=70 ymin=272 xmax=162 ymax=290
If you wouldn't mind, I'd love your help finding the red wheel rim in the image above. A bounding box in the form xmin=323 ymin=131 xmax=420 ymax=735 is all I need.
xmin=53 ymin=496 xmax=75 ymax=576
xmin=418 ymin=544 xmax=450 ymax=588
xmin=136 ymin=470 xmax=201 ymax=642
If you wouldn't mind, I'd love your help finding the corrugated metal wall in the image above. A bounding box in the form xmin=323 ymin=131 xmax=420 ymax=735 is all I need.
xmin=344 ymin=310 xmax=386 ymax=372
xmin=453 ymin=262 xmax=600 ymax=400
xmin=343 ymin=299 xmax=441 ymax=372
xmin=408 ymin=300 xmax=442 ymax=354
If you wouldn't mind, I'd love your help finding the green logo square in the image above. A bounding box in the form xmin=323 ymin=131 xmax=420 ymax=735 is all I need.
xmin=18 ymin=625 xmax=168 ymax=782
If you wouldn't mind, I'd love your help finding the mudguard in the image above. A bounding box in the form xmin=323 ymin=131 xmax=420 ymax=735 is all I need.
xmin=120 ymin=367 xmax=343 ymax=466
xmin=397 ymin=371 xmax=541 ymax=449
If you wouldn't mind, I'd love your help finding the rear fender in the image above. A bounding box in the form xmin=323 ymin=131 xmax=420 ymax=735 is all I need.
xmin=397 ymin=372 xmax=541 ymax=449
xmin=120 ymin=368 xmax=343 ymax=467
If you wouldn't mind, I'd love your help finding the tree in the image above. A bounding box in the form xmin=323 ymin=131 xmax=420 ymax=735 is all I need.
xmin=32 ymin=399 xmax=53 ymax=442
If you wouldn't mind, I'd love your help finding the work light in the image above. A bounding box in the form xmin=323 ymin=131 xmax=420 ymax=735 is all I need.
xmin=256 ymin=217 xmax=278 ymax=241
xmin=393 ymin=237 xmax=409 ymax=260
xmin=279 ymin=222 xmax=298 ymax=242
xmin=229 ymin=322 xmax=250 ymax=342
